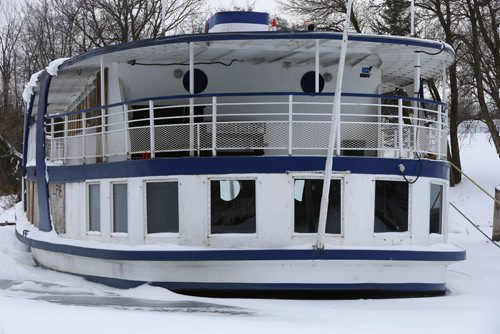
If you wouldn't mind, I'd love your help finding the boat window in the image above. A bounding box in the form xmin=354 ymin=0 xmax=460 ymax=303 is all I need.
xmin=112 ymin=183 xmax=128 ymax=233
xmin=182 ymin=68 xmax=208 ymax=94
xmin=300 ymin=71 xmax=325 ymax=93
xmin=211 ymin=180 xmax=256 ymax=234
xmin=374 ymin=180 xmax=409 ymax=233
xmin=88 ymin=183 xmax=100 ymax=232
xmin=294 ymin=179 xmax=341 ymax=234
xmin=429 ymin=184 xmax=443 ymax=234
xmin=146 ymin=182 xmax=179 ymax=233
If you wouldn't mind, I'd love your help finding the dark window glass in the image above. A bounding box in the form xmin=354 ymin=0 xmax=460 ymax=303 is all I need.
xmin=113 ymin=183 xmax=128 ymax=233
xmin=429 ymin=184 xmax=443 ymax=234
xmin=294 ymin=179 xmax=341 ymax=234
xmin=300 ymin=71 xmax=325 ymax=93
xmin=211 ymin=180 xmax=256 ymax=234
xmin=88 ymin=184 xmax=100 ymax=232
xmin=374 ymin=181 xmax=409 ymax=232
xmin=147 ymin=182 xmax=179 ymax=233
xmin=182 ymin=68 xmax=208 ymax=94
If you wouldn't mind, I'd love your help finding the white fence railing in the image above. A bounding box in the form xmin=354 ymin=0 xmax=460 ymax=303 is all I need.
xmin=42 ymin=93 xmax=448 ymax=164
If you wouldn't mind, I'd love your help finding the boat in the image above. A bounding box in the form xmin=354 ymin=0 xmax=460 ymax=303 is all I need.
xmin=17 ymin=11 xmax=465 ymax=298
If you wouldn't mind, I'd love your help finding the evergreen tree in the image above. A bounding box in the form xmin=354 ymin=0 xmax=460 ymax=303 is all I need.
xmin=371 ymin=0 xmax=411 ymax=36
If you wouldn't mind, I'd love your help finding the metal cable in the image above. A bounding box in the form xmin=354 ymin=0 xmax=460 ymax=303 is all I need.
xmin=449 ymin=160 xmax=500 ymax=206
xmin=450 ymin=202 xmax=500 ymax=249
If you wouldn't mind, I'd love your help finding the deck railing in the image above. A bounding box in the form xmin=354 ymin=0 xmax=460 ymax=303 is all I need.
xmin=42 ymin=92 xmax=448 ymax=164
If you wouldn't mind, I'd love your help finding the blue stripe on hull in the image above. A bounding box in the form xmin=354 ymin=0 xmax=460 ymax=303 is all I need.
xmin=77 ymin=274 xmax=448 ymax=294
xmin=16 ymin=230 xmax=466 ymax=262
xmin=26 ymin=156 xmax=449 ymax=183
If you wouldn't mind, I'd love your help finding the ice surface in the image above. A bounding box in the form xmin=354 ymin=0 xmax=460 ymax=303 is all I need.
xmin=0 ymin=133 xmax=499 ymax=334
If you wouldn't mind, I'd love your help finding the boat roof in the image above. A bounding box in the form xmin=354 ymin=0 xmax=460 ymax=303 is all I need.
xmin=30 ymin=31 xmax=454 ymax=115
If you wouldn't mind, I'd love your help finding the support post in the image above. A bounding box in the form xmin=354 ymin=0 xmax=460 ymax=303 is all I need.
xmin=100 ymin=57 xmax=106 ymax=160
xmin=149 ymin=100 xmax=155 ymax=158
xmin=63 ymin=116 xmax=68 ymax=162
xmin=437 ymin=104 xmax=442 ymax=158
xmin=413 ymin=52 xmax=421 ymax=153
xmin=315 ymin=39 xmax=320 ymax=93
xmin=212 ymin=96 xmax=217 ymax=156
xmin=189 ymin=42 xmax=194 ymax=156
xmin=410 ymin=0 xmax=415 ymax=37
xmin=493 ymin=187 xmax=500 ymax=241
xmin=288 ymin=95 xmax=293 ymax=155
xmin=123 ymin=104 xmax=130 ymax=157
xmin=398 ymin=98 xmax=404 ymax=157
xmin=82 ymin=111 xmax=86 ymax=163
xmin=315 ymin=0 xmax=354 ymax=250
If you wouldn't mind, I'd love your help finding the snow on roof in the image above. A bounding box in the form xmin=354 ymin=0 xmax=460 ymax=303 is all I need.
xmin=46 ymin=57 xmax=70 ymax=76
xmin=22 ymin=70 xmax=43 ymax=104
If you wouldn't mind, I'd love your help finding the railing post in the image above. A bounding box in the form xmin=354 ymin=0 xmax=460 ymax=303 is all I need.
xmin=212 ymin=96 xmax=217 ymax=156
xmin=149 ymin=100 xmax=155 ymax=158
xmin=336 ymin=109 xmax=341 ymax=156
xmin=50 ymin=118 xmax=55 ymax=160
xmin=315 ymin=39 xmax=320 ymax=93
xmin=288 ymin=95 xmax=293 ymax=156
xmin=189 ymin=42 xmax=194 ymax=157
xmin=82 ymin=111 xmax=86 ymax=163
xmin=123 ymin=104 xmax=130 ymax=157
xmin=398 ymin=98 xmax=404 ymax=157
xmin=100 ymin=57 xmax=106 ymax=161
xmin=63 ymin=116 xmax=68 ymax=163
xmin=437 ymin=104 xmax=442 ymax=159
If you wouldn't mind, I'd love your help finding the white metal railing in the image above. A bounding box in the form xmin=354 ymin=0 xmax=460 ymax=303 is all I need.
xmin=42 ymin=93 xmax=448 ymax=164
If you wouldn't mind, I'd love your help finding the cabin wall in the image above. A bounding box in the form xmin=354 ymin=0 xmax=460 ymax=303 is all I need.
xmin=61 ymin=172 xmax=447 ymax=248
xmin=110 ymin=62 xmax=381 ymax=105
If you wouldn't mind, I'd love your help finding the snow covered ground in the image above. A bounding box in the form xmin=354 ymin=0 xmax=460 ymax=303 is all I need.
xmin=0 ymin=133 xmax=499 ymax=334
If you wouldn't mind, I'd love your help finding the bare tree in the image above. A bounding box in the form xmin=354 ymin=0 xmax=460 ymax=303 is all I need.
xmin=61 ymin=0 xmax=204 ymax=47
xmin=416 ymin=0 xmax=465 ymax=184
xmin=0 ymin=0 xmax=24 ymax=194
xmin=462 ymin=0 xmax=500 ymax=156
xmin=277 ymin=0 xmax=368 ymax=32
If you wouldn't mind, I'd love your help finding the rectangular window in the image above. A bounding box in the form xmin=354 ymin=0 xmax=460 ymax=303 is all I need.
xmin=374 ymin=180 xmax=409 ymax=233
xmin=112 ymin=183 xmax=128 ymax=233
xmin=294 ymin=179 xmax=341 ymax=234
xmin=211 ymin=180 xmax=256 ymax=234
xmin=429 ymin=184 xmax=443 ymax=234
xmin=146 ymin=182 xmax=179 ymax=233
xmin=88 ymin=183 xmax=100 ymax=232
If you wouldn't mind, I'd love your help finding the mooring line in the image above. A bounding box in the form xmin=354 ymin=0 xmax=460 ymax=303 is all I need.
xmin=450 ymin=202 xmax=500 ymax=249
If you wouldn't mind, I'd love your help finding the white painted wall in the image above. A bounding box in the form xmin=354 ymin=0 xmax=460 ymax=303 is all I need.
xmin=62 ymin=172 xmax=448 ymax=249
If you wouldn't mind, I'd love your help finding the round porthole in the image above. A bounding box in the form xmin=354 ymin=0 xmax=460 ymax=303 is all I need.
xmin=183 ymin=69 xmax=208 ymax=94
xmin=219 ymin=180 xmax=241 ymax=202
xmin=300 ymin=71 xmax=325 ymax=93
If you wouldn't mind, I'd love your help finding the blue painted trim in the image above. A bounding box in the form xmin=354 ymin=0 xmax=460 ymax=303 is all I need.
xmin=25 ymin=156 xmax=449 ymax=183
xmin=22 ymin=93 xmax=36 ymax=177
xmin=46 ymin=91 xmax=446 ymax=119
xmin=85 ymin=275 xmax=446 ymax=292
xmin=16 ymin=229 xmax=465 ymax=262
xmin=58 ymin=32 xmax=454 ymax=71
xmin=208 ymin=12 xmax=269 ymax=29
xmin=36 ymin=71 xmax=52 ymax=232
xmin=151 ymin=282 xmax=447 ymax=292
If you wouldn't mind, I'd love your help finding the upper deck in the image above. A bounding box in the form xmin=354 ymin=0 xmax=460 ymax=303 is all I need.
xmin=25 ymin=31 xmax=453 ymax=166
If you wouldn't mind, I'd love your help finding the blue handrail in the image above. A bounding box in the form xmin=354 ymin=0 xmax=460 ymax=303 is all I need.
xmin=45 ymin=91 xmax=447 ymax=120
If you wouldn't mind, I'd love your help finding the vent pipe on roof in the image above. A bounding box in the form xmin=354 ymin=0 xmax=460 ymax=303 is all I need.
xmin=207 ymin=12 xmax=269 ymax=33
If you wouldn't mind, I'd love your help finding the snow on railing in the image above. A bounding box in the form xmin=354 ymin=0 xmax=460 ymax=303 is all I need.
xmin=41 ymin=92 xmax=448 ymax=164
